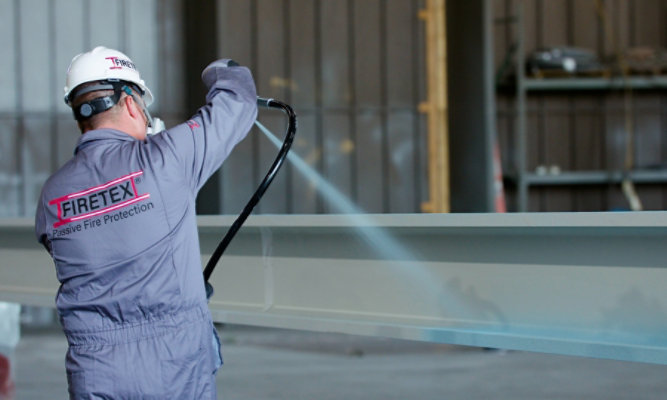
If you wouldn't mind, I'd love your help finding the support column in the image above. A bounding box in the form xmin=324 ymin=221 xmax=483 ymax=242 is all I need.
xmin=419 ymin=0 xmax=450 ymax=213
xmin=446 ymin=0 xmax=496 ymax=212
xmin=184 ymin=0 xmax=221 ymax=214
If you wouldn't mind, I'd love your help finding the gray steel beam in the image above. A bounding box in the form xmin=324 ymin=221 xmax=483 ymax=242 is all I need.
xmin=1 ymin=212 xmax=666 ymax=364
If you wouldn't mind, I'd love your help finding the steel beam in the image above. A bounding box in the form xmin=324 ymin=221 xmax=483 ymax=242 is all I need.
xmin=1 ymin=212 xmax=666 ymax=364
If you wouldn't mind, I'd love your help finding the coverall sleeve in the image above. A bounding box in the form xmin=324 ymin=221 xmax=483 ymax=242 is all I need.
xmin=157 ymin=59 xmax=258 ymax=193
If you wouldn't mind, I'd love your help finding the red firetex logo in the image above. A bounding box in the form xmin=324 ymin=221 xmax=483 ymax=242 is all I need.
xmin=49 ymin=171 xmax=150 ymax=228
xmin=105 ymin=56 xmax=137 ymax=71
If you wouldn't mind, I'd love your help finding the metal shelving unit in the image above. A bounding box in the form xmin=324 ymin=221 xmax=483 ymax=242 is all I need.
xmin=500 ymin=4 xmax=667 ymax=211
xmin=523 ymin=76 xmax=667 ymax=91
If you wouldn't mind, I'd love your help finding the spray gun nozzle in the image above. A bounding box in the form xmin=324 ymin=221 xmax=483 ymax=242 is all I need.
xmin=257 ymin=97 xmax=274 ymax=108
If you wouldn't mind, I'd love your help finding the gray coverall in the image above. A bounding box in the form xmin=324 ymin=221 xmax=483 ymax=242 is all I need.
xmin=35 ymin=60 xmax=257 ymax=399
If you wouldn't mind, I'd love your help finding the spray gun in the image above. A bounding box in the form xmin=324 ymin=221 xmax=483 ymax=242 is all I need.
xmin=203 ymin=97 xmax=297 ymax=298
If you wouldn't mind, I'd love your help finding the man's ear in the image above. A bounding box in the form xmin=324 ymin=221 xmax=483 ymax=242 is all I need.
xmin=123 ymin=95 xmax=141 ymax=119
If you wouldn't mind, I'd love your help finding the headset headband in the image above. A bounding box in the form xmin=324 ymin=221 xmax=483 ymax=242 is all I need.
xmin=71 ymin=80 xmax=142 ymax=122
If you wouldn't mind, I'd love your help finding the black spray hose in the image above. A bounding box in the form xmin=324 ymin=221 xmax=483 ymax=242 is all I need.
xmin=203 ymin=97 xmax=297 ymax=293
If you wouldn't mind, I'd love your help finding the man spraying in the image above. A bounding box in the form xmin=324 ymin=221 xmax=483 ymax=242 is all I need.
xmin=35 ymin=46 xmax=257 ymax=399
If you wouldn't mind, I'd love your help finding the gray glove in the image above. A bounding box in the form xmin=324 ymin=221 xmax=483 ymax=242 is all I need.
xmin=201 ymin=59 xmax=241 ymax=88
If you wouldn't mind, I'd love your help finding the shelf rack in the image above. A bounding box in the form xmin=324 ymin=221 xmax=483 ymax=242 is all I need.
xmin=499 ymin=4 xmax=667 ymax=211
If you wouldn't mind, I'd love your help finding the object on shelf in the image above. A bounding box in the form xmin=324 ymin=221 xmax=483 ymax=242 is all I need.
xmin=621 ymin=46 xmax=667 ymax=76
xmin=526 ymin=46 xmax=607 ymax=78
xmin=535 ymin=165 xmax=562 ymax=176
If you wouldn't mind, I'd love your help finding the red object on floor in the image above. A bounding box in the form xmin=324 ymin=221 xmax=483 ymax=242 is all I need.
xmin=0 ymin=354 xmax=15 ymax=399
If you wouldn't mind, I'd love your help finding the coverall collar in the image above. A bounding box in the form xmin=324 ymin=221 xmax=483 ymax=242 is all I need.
xmin=75 ymin=129 xmax=138 ymax=155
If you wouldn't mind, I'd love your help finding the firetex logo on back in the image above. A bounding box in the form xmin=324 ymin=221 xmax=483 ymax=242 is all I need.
xmin=49 ymin=171 xmax=150 ymax=228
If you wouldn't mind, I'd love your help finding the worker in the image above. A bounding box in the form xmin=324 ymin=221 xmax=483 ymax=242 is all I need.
xmin=34 ymin=46 xmax=257 ymax=399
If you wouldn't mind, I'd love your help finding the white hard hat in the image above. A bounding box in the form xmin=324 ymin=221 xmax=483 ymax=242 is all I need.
xmin=64 ymin=46 xmax=153 ymax=106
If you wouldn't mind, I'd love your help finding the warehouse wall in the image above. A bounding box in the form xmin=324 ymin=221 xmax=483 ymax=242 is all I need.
xmin=494 ymin=0 xmax=667 ymax=211
xmin=214 ymin=0 xmax=666 ymax=213
xmin=213 ymin=0 xmax=429 ymax=214
xmin=0 ymin=0 xmax=186 ymax=218
xmin=0 ymin=0 xmax=664 ymax=217
xmin=0 ymin=0 xmax=428 ymax=217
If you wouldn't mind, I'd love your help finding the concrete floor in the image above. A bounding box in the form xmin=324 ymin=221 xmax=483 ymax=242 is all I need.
xmin=9 ymin=324 xmax=667 ymax=399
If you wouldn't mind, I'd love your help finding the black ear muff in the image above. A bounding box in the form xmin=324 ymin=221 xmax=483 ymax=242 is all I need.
xmin=79 ymin=103 xmax=94 ymax=118
xmin=70 ymin=80 xmax=141 ymax=122
xmin=73 ymin=92 xmax=122 ymax=121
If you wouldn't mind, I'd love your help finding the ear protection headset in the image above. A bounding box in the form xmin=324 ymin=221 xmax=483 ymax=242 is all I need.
xmin=70 ymin=79 xmax=154 ymax=127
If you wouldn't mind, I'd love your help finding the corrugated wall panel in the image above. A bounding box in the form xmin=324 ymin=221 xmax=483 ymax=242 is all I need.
xmin=355 ymin=1 xmax=383 ymax=108
xmin=541 ymin=0 xmax=568 ymax=47
xmin=0 ymin=119 xmax=19 ymax=217
xmin=543 ymin=100 xmax=572 ymax=211
xmin=218 ymin=0 xmax=258 ymax=215
xmin=632 ymin=0 xmax=666 ymax=209
xmin=0 ymin=0 xmax=163 ymax=217
xmin=571 ymin=1 xmax=604 ymax=213
xmin=388 ymin=112 xmax=418 ymax=212
xmin=20 ymin=0 xmax=50 ymax=113
xmin=0 ymin=0 xmax=18 ymax=217
xmin=54 ymin=0 xmax=86 ymax=115
xmin=320 ymin=2 xmax=350 ymax=108
xmin=215 ymin=0 xmax=427 ymax=215
xmin=386 ymin=0 xmax=421 ymax=213
xmin=635 ymin=98 xmax=664 ymax=208
xmin=89 ymin=0 xmax=122 ymax=49
xmin=572 ymin=98 xmax=605 ymax=210
xmin=288 ymin=0 xmax=318 ymax=214
xmin=355 ymin=113 xmax=384 ymax=212
xmin=257 ymin=0 xmax=287 ymax=101
xmin=323 ymin=114 xmax=354 ymax=213
xmin=126 ymin=1 xmax=159 ymax=111
xmin=289 ymin=0 xmax=316 ymax=109
xmin=258 ymin=114 xmax=290 ymax=214
xmin=0 ymin=0 xmax=17 ymax=111
xmin=387 ymin=0 xmax=416 ymax=109
xmin=633 ymin=0 xmax=661 ymax=46
xmin=572 ymin=0 xmax=599 ymax=52
xmin=53 ymin=0 xmax=87 ymax=181
xmin=157 ymin=0 xmax=187 ymax=127
xmin=540 ymin=1 xmax=571 ymax=212
xmin=289 ymin=115 xmax=319 ymax=214
xmin=1 ymin=0 xmax=663 ymax=217
xmin=354 ymin=1 xmax=385 ymax=212
xmin=256 ymin=0 xmax=289 ymax=214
